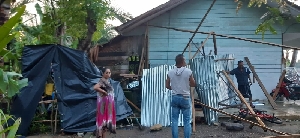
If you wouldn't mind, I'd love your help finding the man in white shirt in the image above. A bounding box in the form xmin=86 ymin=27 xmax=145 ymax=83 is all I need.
xmin=166 ymin=54 xmax=196 ymax=138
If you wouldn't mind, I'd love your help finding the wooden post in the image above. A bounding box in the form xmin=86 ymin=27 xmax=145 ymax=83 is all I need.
xmin=213 ymin=33 xmax=217 ymax=55
xmin=253 ymin=66 xmax=255 ymax=83
xmin=138 ymin=25 xmax=149 ymax=75
xmin=272 ymin=70 xmax=286 ymax=100
xmin=244 ymin=57 xmax=277 ymax=110
xmin=191 ymin=32 xmax=212 ymax=59
xmin=222 ymin=70 xmax=267 ymax=129
xmin=189 ymin=44 xmax=196 ymax=133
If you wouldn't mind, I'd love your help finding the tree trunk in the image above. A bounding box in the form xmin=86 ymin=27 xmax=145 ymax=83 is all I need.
xmin=77 ymin=8 xmax=97 ymax=53
xmin=0 ymin=0 xmax=10 ymax=25
xmin=290 ymin=49 xmax=298 ymax=67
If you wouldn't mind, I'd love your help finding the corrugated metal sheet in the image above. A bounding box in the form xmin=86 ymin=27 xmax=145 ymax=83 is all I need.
xmin=141 ymin=54 xmax=234 ymax=126
xmin=146 ymin=0 xmax=283 ymax=100
xmin=190 ymin=54 xmax=234 ymax=125
xmin=141 ymin=65 xmax=191 ymax=127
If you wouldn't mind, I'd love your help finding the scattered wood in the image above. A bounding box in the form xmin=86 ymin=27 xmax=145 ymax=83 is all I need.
xmin=244 ymin=57 xmax=277 ymax=110
xmin=194 ymin=99 xmax=291 ymax=135
xmin=222 ymin=70 xmax=267 ymax=130
xmin=272 ymin=70 xmax=286 ymax=100
xmin=126 ymin=98 xmax=141 ymax=112
xmin=263 ymin=134 xmax=300 ymax=138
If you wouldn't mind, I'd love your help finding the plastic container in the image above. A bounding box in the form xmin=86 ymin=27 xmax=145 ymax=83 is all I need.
xmin=45 ymin=83 xmax=54 ymax=96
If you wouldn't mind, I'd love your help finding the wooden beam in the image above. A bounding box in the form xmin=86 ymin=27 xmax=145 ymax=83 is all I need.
xmin=222 ymin=70 xmax=267 ymax=129
xmin=138 ymin=27 xmax=148 ymax=75
xmin=182 ymin=0 xmax=217 ymax=54
xmin=189 ymin=44 xmax=196 ymax=133
xmin=191 ymin=32 xmax=212 ymax=59
xmin=244 ymin=57 xmax=277 ymax=110
xmin=213 ymin=34 xmax=217 ymax=55
xmin=145 ymin=23 xmax=149 ymax=69
xmin=272 ymin=70 xmax=286 ymax=100
xmin=263 ymin=134 xmax=300 ymax=138
xmin=148 ymin=25 xmax=300 ymax=50
xmin=126 ymin=98 xmax=141 ymax=112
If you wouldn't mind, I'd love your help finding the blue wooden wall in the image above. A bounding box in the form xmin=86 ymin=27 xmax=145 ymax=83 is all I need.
xmin=124 ymin=0 xmax=300 ymax=100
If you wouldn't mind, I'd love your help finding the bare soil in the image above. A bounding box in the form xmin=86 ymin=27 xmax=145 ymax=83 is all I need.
xmin=27 ymin=119 xmax=300 ymax=138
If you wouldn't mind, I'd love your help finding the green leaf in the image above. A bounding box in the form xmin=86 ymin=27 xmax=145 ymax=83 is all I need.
xmin=269 ymin=26 xmax=277 ymax=34
xmin=296 ymin=15 xmax=300 ymax=23
xmin=0 ymin=69 xmax=8 ymax=93
xmin=7 ymin=78 xmax=19 ymax=98
xmin=6 ymin=118 xmax=21 ymax=138
xmin=0 ymin=33 xmax=17 ymax=52
xmin=18 ymin=78 xmax=28 ymax=89
xmin=0 ymin=5 xmax=26 ymax=43
xmin=35 ymin=3 xmax=44 ymax=22
xmin=6 ymin=72 xmax=22 ymax=77
xmin=0 ymin=49 xmax=18 ymax=60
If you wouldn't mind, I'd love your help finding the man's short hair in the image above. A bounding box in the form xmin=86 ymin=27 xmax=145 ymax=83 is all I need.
xmin=175 ymin=54 xmax=184 ymax=65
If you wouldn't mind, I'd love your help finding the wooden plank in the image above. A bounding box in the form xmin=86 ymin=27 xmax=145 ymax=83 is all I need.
xmin=213 ymin=34 xmax=217 ymax=55
xmin=222 ymin=70 xmax=267 ymax=129
xmin=98 ymin=52 xmax=127 ymax=57
xmin=191 ymin=32 xmax=212 ymax=59
xmin=263 ymin=134 xmax=300 ymax=138
xmin=253 ymin=66 xmax=255 ymax=83
xmin=189 ymin=44 xmax=196 ymax=133
xmin=97 ymin=56 xmax=128 ymax=61
xmin=272 ymin=70 xmax=286 ymax=100
xmin=244 ymin=57 xmax=277 ymax=110
xmin=138 ymin=26 xmax=148 ymax=75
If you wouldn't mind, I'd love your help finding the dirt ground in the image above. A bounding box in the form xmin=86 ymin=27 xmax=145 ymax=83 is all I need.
xmin=27 ymin=119 xmax=300 ymax=138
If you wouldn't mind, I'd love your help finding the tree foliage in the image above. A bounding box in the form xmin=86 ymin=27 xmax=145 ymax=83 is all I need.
xmin=14 ymin=0 xmax=133 ymax=52
xmin=0 ymin=5 xmax=28 ymax=137
xmin=235 ymin=0 xmax=299 ymax=39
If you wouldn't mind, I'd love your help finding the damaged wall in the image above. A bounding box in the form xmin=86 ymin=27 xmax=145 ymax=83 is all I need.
xmin=141 ymin=54 xmax=234 ymax=126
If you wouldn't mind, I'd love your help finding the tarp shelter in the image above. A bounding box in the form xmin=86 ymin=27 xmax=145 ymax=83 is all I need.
xmin=10 ymin=44 xmax=133 ymax=136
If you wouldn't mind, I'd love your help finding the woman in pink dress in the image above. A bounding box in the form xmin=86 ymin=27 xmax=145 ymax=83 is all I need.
xmin=93 ymin=67 xmax=116 ymax=138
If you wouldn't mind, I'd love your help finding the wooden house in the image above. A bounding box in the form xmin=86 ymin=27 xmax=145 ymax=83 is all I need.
xmin=96 ymin=0 xmax=300 ymax=99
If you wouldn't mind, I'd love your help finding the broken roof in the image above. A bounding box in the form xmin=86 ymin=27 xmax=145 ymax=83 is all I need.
xmin=115 ymin=0 xmax=300 ymax=34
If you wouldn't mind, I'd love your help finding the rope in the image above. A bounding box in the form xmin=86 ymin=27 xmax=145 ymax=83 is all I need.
xmin=148 ymin=25 xmax=300 ymax=50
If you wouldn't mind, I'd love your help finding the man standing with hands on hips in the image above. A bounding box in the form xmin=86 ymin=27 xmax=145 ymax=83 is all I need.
xmin=227 ymin=60 xmax=254 ymax=108
xmin=166 ymin=54 xmax=196 ymax=138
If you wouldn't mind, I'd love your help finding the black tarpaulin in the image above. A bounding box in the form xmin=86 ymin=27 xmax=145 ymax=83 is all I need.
xmin=109 ymin=79 xmax=133 ymax=121
xmin=10 ymin=44 xmax=132 ymax=136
